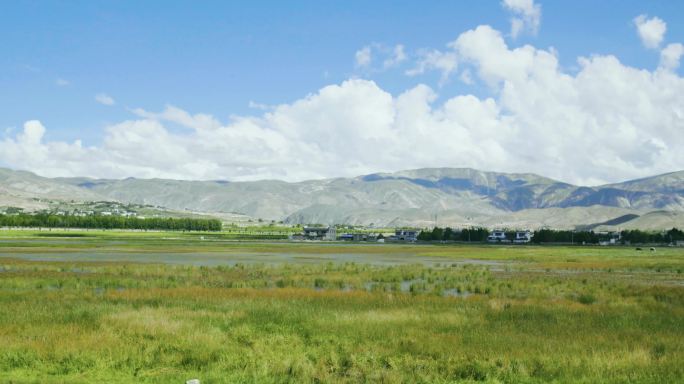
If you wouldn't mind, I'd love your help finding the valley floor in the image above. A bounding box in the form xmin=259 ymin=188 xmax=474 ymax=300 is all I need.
xmin=0 ymin=231 xmax=683 ymax=383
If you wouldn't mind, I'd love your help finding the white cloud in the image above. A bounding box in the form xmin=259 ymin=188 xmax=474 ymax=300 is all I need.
xmin=131 ymin=105 xmax=221 ymax=131
xmin=502 ymin=0 xmax=541 ymax=38
xmin=459 ymin=69 xmax=474 ymax=85
xmin=383 ymin=44 xmax=407 ymax=68
xmin=19 ymin=120 xmax=46 ymax=145
xmin=406 ymin=49 xmax=458 ymax=85
xmin=55 ymin=78 xmax=70 ymax=86
xmin=634 ymin=14 xmax=666 ymax=49
xmin=248 ymin=101 xmax=272 ymax=111
xmin=355 ymin=44 xmax=406 ymax=71
xmin=660 ymin=43 xmax=684 ymax=71
xmin=95 ymin=93 xmax=116 ymax=106
xmin=355 ymin=46 xmax=372 ymax=68
xmin=3 ymin=24 xmax=684 ymax=186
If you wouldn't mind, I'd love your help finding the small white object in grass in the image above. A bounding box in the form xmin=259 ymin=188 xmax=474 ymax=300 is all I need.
xmin=186 ymin=379 xmax=200 ymax=384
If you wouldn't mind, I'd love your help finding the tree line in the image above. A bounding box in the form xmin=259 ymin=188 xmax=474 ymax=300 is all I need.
xmin=417 ymin=227 xmax=490 ymax=242
xmin=532 ymin=228 xmax=684 ymax=244
xmin=417 ymin=226 xmax=684 ymax=244
xmin=0 ymin=214 xmax=222 ymax=231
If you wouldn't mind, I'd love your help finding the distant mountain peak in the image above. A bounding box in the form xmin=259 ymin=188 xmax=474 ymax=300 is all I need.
xmin=1 ymin=166 xmax=683 ymax=229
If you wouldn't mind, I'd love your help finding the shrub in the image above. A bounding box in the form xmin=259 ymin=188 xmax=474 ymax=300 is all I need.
xmin=577 ymin=293 xmax=597 ymax=305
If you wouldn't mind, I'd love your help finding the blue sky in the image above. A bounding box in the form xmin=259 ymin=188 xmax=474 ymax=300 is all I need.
xmin=1 ymin=1 xmax=684 ymax=184
xmin=2 ymin=0 xmax=681 ymax=144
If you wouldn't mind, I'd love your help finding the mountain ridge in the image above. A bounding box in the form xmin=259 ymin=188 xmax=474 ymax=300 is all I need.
xmin=2 ymin=167 xmax=684 ymax=229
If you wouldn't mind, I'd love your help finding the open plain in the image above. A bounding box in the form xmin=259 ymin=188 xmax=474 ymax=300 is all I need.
xmin=0 ymin=230 xmax=683 ymax=383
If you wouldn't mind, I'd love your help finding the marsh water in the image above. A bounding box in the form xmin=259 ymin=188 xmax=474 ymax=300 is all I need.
xmin=0 ymin=238 xmax=502 ymax=267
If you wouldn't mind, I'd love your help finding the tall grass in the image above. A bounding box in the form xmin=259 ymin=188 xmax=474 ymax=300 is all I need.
xmin=0 ymin=242 xmax=683 ymax=382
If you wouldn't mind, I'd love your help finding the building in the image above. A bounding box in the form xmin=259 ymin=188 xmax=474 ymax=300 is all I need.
xmin=391 ymin=229 xmax=420 ymax=242
xmin=339 ymin=233 xmax=355 ymax=241
xmin=340 ymin=233 xmax=380 ymax=242
xmin=513 ymin=230 xmax=532 ymax=243
xmin=487 ymin=230 xmax=507 ymax=242
xmin=340 ymin=233 xmax=366 ymax=241
xmin=598 ymin=231 xmax=621 ymax=246
xmin=291 ymin=226 xmax=337 ymax=241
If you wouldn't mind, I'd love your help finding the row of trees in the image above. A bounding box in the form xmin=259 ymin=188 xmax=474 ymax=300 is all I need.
xmin=0 ymin=214 xmax=222 ymax=231
xmin=531 ymin=229 xmax=600 ymax=244
xmin=417 ymin=227 xmax=490 ymax=242
xmin=532 ymin=228 xmax=684 ymax=244
xmin=417 ymin=226 xmax=684 ymax=244
xmin=619 ymin=228 xmax=683 ymax=244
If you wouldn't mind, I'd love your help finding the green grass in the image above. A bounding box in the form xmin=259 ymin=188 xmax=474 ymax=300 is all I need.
xmin=0 ymin=234 xmax=683 ymax=383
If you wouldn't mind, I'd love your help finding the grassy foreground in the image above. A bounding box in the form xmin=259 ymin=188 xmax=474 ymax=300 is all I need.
xmin=0 ymin=235 xmax=683 ymax=383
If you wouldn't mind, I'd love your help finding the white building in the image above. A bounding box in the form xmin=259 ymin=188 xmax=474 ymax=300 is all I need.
xmin=514 ymin=230 xmax=532 ymax=243
xmin=392 ymin=229 xmax=420 ymax=242
xmin=487 ymin=230 xmax=507 ymax=242
xmin=291 ymin=226 xmax=337 ymax=241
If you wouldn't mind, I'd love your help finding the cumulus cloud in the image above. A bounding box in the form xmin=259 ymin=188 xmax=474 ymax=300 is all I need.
xmin=55 ymin=78 xmax=70 ymax=86
xmin=2 ymin=24 xmax=684 ymax=186
xmin=502 ymin=0 xmax=541 ymax=38
xmin=660 ymin=43 xmax=684 ymax=71
xmin=634 ymin=14 xmax=666 ymax=49
xmin=354 ymin=46 xmax=372 ymax=68
xmin=383 ymin=44 xmax=407 ymax=68
xmin=406 ymin=49 xmax=458 ymax=85
xmin=248 ymin=101 xmax=272 ymax=111
xmin=459 ymin=69 xmax=474 ymax=85
xmin=95 ymin=93 xmax=116 ymax=106
xmin=131 ymin=105 xmax=221 ymax=131
xmin=355 ymin=44 xmax=406 ymax=71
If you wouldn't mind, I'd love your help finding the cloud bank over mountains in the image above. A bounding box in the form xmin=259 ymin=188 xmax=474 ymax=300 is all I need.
xmin=1 ymin=6 xmax=683 ymax=186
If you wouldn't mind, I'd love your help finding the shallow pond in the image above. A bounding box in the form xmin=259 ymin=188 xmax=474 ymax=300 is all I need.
xmin=0 ymin=250 xmax=505 ymax=267
xmin=0 ymin=238 xmax=509 ymax=267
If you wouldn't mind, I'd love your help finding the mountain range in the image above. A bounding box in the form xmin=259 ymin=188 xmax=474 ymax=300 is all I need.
xmin=2 ymin=167 xmax=684 ymax=230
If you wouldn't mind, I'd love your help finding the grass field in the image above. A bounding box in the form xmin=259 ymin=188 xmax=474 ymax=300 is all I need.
xmin=0 ymin=230 xmax=683 ymax=383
